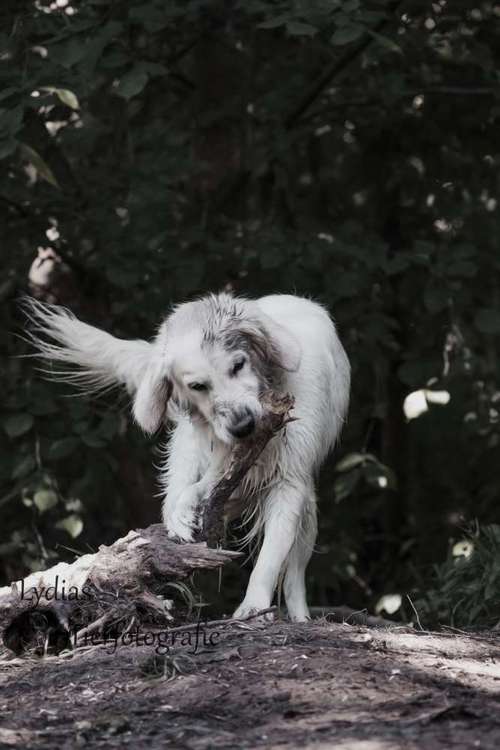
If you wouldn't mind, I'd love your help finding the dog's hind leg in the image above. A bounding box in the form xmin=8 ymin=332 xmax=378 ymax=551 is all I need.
xmin=283 ymin=495 xmax=317 ymax=621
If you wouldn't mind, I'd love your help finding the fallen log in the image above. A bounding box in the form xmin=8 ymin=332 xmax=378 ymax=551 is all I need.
xmin=1 ymin=391 xmax=295 ymax=656
xmin=0 ymin=525 xmax=240 ymax=656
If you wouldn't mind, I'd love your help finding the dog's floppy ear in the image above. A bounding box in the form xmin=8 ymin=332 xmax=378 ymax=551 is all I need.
xmin=132 ymin=357 xmax=172 ymax=434
xmin=240 ymin=313 xmax=302 ymax=373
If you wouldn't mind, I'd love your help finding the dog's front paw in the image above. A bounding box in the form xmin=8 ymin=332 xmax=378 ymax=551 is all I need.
xmin=165 ymin=513 xmax=198 ymax=542
xmin=164 ymin=487 xmax=202 ymax=543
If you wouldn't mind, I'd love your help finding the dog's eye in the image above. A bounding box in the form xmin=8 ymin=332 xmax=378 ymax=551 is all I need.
xmin=189 ymin=382 xmax=208 ymax=392
xmin=231 ymin=358 xmax=245 ymax=376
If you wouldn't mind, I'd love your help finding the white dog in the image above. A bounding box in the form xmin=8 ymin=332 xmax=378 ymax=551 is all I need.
xmin=26 ymin=293 xmax=350 ymax=621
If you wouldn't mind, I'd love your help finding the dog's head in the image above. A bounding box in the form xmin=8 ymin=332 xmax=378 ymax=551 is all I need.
xmin=133 ymin=294 xmax=301 ymax=444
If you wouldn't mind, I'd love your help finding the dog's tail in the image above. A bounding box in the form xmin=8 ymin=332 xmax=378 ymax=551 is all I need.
xmin=22 ymin=297 xmax=153 ymax=395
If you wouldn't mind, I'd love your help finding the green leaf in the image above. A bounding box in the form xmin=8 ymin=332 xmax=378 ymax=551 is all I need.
xmin=101 ymin=51 xmax=130 ymax=69
xmin=129 ymin=4 xmax=170 ymax=31
xmin=0 ymin=138 xmax=17 ymax=160
xmin=3 ymin=413 xmax=34 ymax=438
xmin=30 ymin=400 xmax=59 ymax=416
xmin=56 ymin=514 xmax=83 ymax=538
xmin=136 ymin=62 xmax=168 ymax=78
xmin=73 ymin=418 xmax=90 ymax=435
xmin=286 ymin=21 xmax=317 ymax=37
xmin=19 ymin=144 xmax=59 ymax=188
xmin=33 ymin=489 xmax=59 ymax=513
xmin=49 ymin=438 xmax=80 ymax=460
xmin=447 ymin=261 xmax=476 ymax=278
xmin=335 ymin=452 xmax=369 ymax=473
xmin=50 ymin=39 xmax=88 ymax=68
xmin=258 ymin=15 xmax=290 ymax=29
xmin=0 ymin=87 xmax=19 ymax=102
xmin=12 ymin=454 xmax=36 ymax=480
xmin=334 ymin=468 xmax=361 ymax=502
xmin=79 ymin=28 xmax=119 ymax=76
xmin=475 ymin=310 xmax=500 ymax=334
xmin=359 ymin=10 xmax=386 ymax=23
xmin=331 ymin=25 xmax=364 ymax=45
xmin=115 ymin=69 xmax=149 ymax=99
xmin=0 ymin=106 xmax=23 ymax=136
xmin=366 ymin=29 xmax=402 ymax=54
xmin=81 ymin=433 xmax=107 ymax=448
xmin=385 ymin=256 xmax=409 ymax=275
xmin=41 ymin=87 xmax=80 ymax=110
xmin=98 ymin=413 xmax=120 ymax=440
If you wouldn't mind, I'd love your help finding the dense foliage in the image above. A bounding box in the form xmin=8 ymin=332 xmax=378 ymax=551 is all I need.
xmin=415 ymin=523 xmax=500 ymax=628
xmin=1 ymin=0 xmax=499 ymax=624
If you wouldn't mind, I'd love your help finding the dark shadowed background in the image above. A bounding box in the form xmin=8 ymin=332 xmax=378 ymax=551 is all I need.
xmin=1 ymin=0 xmax=499 ymax=627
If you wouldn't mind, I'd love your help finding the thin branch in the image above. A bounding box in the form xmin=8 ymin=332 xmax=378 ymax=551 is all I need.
xmin=0 ymin=194 xmax=30 ymax=216
xmin=75 ymin=614 xmax=110 ymax=642
xmin=310 ymin=605 xmax=412 ymax=630
xmin=73 ymin=607 xmax=278 ymax=650
xmin=284 ymin=0 xmax=405 ymax=129
xmin=167 ymin=35 xmax=202 ymax=66
xmin=301 ymin=87 xmax=498 ymax=126
xmin=146 ymin=606 xmax=278 ymax=636
xmin=406 ymin=594 xmax=424 ymax=632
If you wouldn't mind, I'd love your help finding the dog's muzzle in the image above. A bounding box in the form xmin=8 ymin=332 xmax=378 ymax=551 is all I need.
xmin=229 ymin=409 xmax=256 ymax=439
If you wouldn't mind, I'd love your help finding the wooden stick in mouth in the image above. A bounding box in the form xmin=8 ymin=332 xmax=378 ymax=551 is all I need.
xmin=199 ymin=391 xmax=296 ymax=547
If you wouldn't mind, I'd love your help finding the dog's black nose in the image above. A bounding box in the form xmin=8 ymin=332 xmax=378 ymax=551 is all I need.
xmin=229 ymin=412 xmax=255 ymax=439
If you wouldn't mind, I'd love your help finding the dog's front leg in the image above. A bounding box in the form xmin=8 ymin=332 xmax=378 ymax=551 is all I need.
xmin=233 ymin=479 xmax=309 ymax=620
xmin=162 ymin=419 xmax=225 ymax=542
xmin=162 ymin=419 xmax=206 ymax=542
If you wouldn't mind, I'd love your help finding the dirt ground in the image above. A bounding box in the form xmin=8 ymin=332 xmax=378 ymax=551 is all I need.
xmin=1 ymin=617 xmax=499 ymax=750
